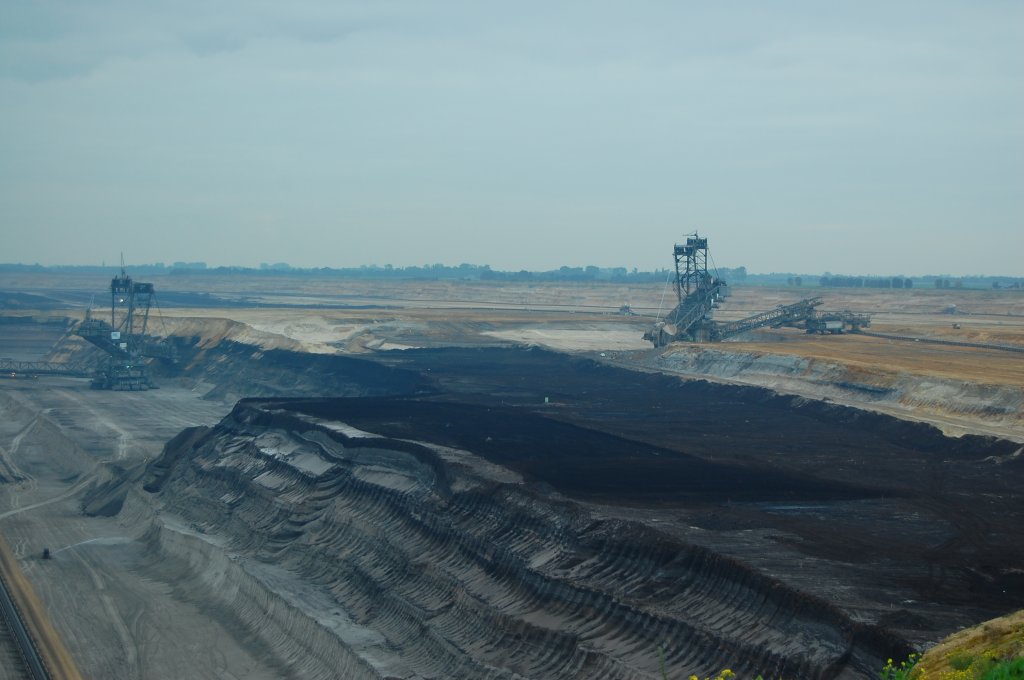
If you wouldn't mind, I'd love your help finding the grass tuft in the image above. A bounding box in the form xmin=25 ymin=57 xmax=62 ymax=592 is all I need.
xmin=881 ymin=653 xmax=920 ymax=679
xmin=981 ymin=656 xmax=1024 ymax=679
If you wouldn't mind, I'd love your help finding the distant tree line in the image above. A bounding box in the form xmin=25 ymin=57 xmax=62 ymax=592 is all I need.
xmin=0 ymin=262 xmax=749 ymax=285
xmin=1 ymin=262 xmax=1019 ymax=289
xmin=174 ymin=263 xmax=686 ymax=283
xmin=819 ymin=276 xmax=913 ymax=289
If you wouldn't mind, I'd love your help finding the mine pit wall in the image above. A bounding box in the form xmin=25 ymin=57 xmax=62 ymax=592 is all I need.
xmin=132 ymin=400 xmax=912 ymax=679
xmin=0 ymin=316 xmax=78 ymax=360
xmin=141 ymin=522 xmax=379 ymax=680
xmin=151 ymin=337 xmax=433 ymax=403
xmin=653 ymin=346 xmax=1024 ymax=438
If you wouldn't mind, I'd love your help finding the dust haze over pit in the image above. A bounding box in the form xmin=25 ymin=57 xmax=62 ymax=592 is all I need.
xmin=0 ymin=1 xmax=1021 ymax=276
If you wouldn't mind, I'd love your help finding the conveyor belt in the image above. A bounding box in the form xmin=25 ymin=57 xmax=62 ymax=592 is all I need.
xmin=855 ymin=330 xmax=1024 ymax=354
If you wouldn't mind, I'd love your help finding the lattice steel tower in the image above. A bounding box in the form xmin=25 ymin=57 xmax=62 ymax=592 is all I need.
xmin=673 ymin=233 xmax=711 ymax=303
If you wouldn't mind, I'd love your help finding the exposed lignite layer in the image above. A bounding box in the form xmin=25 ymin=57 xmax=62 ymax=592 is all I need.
xmin=143 ymin=400 xmax=910 ymax=679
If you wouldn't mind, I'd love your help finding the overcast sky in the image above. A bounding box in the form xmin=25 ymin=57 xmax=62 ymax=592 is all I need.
xmin=1 ymin=1 xmax=1021 ymax=275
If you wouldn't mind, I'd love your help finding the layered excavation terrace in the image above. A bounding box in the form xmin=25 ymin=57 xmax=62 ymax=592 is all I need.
xmin=647 ymin=338 xmax=1024 ymax=442
xmin=138 ymin=399 xmax=905 ymax=679
xmin=108 ymin=345 xmax=1023 ymax=680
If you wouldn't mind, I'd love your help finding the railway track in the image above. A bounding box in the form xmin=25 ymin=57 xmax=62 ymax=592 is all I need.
xmin=0 ymin=603 xmax=33 ymax=680
xmin=0 ymin=535 xmax=83 ymax=680
xmin=0 ymin=555 xmax=49 ymax=680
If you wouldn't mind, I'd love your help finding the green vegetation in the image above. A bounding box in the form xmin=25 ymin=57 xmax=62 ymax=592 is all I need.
xmin=880 ymin=653 xmax=920 ymax=679
xmin=910 ymin=610 xmax=1024 ymax=679
xmin=676 ymin=653 xmax=1023 ymax=680
xmin=664 ymin=650 xmax=1024 ymax=680
xmin=916 ymin=653 xmax=1024 ymax=679
xmin=982 ymin=657 xmax=1024 ymax=679
xmin=879 ymin=649 xmax=1024 ymax=679
xmin=685 ymin=671 xmax=765 ymax=680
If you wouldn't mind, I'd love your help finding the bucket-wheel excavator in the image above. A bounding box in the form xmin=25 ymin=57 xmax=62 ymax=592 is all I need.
xmin=644 ymin=234 xmax=869 ymax=346
xmin=75 ymin=265 xmax=175 ymax=390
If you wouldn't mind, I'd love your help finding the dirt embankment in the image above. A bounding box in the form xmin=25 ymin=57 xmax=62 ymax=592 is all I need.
xmin=134 ymin=398 xmax=913 ymax=679
xmin=912 ymin=608 xmax=1024 ymax=678
xmin=151 ymin=335 xmax=433 ymax=404
xmin=649 ymin=341 xmax=1024 ymax=441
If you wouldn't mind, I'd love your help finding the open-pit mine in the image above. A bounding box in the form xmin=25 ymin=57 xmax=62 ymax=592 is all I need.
xmin=0 ymin=267 xmax=1022 ymax=679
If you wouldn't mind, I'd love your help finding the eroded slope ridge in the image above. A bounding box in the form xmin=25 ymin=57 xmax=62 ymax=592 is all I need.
xmin=141 ymin=399 xmax=908 ymax=679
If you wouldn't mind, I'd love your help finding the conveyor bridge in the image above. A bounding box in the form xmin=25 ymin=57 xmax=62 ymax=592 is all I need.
xmin=713 ymin=297 xmax=824 ymax=341
xmin=0 ymin=359 xmax=92 ymax=377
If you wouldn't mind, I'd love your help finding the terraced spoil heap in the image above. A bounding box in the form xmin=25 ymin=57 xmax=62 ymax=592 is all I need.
xmin=141 ymin=396 xmax=920 ymax=679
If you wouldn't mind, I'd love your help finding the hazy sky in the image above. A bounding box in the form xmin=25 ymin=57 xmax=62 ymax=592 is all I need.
xmin=2 ymin=2 xmax=1021 ymax=275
